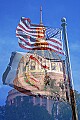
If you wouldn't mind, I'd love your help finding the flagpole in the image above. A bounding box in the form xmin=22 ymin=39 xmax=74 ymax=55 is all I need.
xmin=61 ymin=17 xmax=78 ymax=120
xmin=40 ymin=6 xmax=43 ymax=25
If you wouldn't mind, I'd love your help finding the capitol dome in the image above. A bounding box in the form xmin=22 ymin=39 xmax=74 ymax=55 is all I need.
xmin=13 ymin=49 xmax=66 ymax=101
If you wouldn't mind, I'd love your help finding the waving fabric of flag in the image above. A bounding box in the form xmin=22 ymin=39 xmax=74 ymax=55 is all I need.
xmin=2 ymin=51 xmax=67 ymax=101
xmin=16 ymin=17 xmax=64 ymax=55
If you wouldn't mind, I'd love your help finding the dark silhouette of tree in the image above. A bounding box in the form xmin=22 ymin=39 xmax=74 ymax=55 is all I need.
xmin=0 ymin=90 xmax=80 ymax=120
xmin=0 ymin=106 xmax=5 ymax=120
xmin=51 ymin=101 xmax=72 ymax=120
xmin=74 ymin=90 xmax=80 ymax=120
xmin=4 ymin=96 xmax=52 ymax=120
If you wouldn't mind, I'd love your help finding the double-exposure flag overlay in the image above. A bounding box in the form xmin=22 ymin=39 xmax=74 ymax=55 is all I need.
xmin=3 ymin=17 xmax=69 ymax=102
xmin=16 ymin=17 xmax=64 ymax=55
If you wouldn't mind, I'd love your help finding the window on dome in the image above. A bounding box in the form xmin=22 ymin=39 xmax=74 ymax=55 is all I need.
xmin=30 ymin=61 xmax=36 ymax=70
xmin=59 ymin=63 xmax=63 ymax=72
xmin=51 ymin=62 xmax=56 ymax=70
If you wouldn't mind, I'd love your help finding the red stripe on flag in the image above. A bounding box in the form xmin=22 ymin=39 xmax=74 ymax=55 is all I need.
xmin=49 ymin=38 xmax=62 ymax=46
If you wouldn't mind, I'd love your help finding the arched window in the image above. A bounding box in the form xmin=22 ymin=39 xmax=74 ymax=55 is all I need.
xmin=59 ymin=63 xmax=63 ymax=72
xmin=30 ymin=61 xmax=36 ymax=70
xmin=51 ymin=62 xmax=56 ymax=70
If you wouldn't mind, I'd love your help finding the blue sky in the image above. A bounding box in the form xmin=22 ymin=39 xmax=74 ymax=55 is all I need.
xmin=0 ymin=0 xmax=80 ymax=105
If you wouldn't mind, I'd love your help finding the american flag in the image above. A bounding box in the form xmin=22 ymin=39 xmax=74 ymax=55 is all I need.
xmin=16 ymin=17 xmax=64 ymax=54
